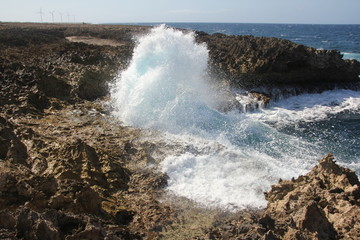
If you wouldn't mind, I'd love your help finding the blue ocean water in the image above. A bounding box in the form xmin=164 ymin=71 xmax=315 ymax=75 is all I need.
xmin=124 ymin=22 xmax=360 ymax=61
xmin=110 ymin=24 xmax=360 ymax=210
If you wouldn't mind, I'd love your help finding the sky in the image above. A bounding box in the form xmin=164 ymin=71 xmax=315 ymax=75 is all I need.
xmin=1 ymin=0 xmax=359 ymax=24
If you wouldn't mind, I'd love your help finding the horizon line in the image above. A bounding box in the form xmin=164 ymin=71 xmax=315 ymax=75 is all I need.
xmin=1 ymin=20 xmax=360 ymax=26
xmin=104 ymin=21 xmax=360 ymax=26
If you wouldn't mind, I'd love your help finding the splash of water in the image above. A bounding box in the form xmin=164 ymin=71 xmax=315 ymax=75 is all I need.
xmin=110 ymin=24 xmax=218 ymax=132
xmin=110 ymin=25 xmax=360 ymax=211
xmin=251 ymin=90 xmax=360 ymax=125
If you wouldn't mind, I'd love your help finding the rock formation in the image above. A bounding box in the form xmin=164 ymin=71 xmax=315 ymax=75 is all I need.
xmin=1 ymin=22 xmax=359 ymax=239
xmin=197 ymin=32 xmax=360 ymax=93
xmin=0 ymin=22 xmax=172 ymax=239
xmin=204 ymin=154 xmax=360 ymax=239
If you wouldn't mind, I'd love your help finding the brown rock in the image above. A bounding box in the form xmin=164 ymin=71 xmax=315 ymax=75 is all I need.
xmin=2 ymin=22 xmax=360 ymax=240
xmin=64 ymin=221 xmax=103 ymax=240
xmin=0 ymin=164 xmax=32 ymax=208
xmin=265 ymin=154 xmax=360 ymax=239
xmin=204 ymin=155 xmax=359 ymax=239
xmin=0 ymin=116 xmax=28 ymax=165
xmin=293 ymin=201 xmax=336 ymax=239
xmin=0 ymin=210 xmax=16 ymax=230
xmin=248 ymin=91 xmax=271 ymax=105
xmin=263 ymin=230 xmax=278 ymax=240
xmin=74 ymin=185 xmax=102 ymax=215
xmin=37 ymin=75 xmax=71 ymax=100
xmin=77 ymin=70 xmax=112 ymax=101
xmin=49 ymin=180 xmax=102 ymax=215
xmin=16 ymin=207 xmax=61 ymax=240
xmin=49 ymin=139 xmax=108 ymax=187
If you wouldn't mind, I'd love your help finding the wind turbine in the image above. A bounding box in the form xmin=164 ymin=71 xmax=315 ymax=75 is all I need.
xmin=59 ymin=12 xmax=64 ymax=22
xmin=49 ymin=10 xmax=56 ymax=23
xmin=37 ymin=8 xmax=44 ymax=22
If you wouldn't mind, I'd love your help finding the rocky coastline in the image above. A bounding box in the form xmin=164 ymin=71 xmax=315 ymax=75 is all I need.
xmin=196 ymin=31 xmax=360 ymax=90
xmin=1 ymin=22 xmax=359 ymax=239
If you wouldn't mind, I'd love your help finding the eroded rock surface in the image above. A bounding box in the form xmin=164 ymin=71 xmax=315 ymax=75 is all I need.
xmin=1 ymin=22 xmax=359 ymax=239
xmin=0 ymin=22 xmax=174 ymax=239
xmin=203 ymin=154 xmax=360 ymax=239
xmin=197 ymin=32 xmax=360 ymax=92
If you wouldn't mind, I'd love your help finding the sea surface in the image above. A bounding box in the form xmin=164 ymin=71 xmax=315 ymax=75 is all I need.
xmin=110 ymin=23 xmax=360 ymax=211
xmin=122 ymin=22 xmax=360 ymax=61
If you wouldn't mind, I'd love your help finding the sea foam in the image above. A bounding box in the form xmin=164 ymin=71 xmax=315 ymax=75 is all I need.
xmin=342 ymin=52 xmax=360 ymax=61
xmin=110 ymin=25 xmax=360 ymax=211
xmin=110 ymin=24 xmax=215 ymax=131
xmin=250 ymin=90 xmax=360 ymax=126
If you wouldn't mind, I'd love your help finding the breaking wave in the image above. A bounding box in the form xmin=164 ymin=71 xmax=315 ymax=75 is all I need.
xmin=110 ymin=25 xmax=360 ymax=211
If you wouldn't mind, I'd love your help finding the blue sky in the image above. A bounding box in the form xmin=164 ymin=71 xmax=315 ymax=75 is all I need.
xmin=1 ymin=0 xmax=359 ymax=24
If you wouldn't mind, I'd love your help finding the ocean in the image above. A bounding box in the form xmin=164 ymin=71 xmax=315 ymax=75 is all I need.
xmin=110 ymin=23 xmax=360 ymax=211
xmin=123 ymin=22 xmax=360 ymax=61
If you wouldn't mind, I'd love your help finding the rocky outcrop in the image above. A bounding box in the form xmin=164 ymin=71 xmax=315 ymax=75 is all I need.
xmin=77 ymin=70 xmax=112 ymax=100
xmin=265 ymin=154 xmax=360 ymax=239
xmin=0 ymin=106 xmax=174 ymax=238
xmin=0 ymin=111 xmax=175 ymax=238
xmin=204 ymin=154 xmax=360 ymax=239
xmin=0 ymin=22 xmax=149 ymax=116
xmin=0 ymin=206 xmax=141 ymax=240
xmin=1 ymin=22 xmax=360 ymax=239
xmin=197 ymin=32 xmax=360 ymax=92
xmin=0 ymin=117 xmax=28 ymax=164
xmin=0 ymin=23 xmax=174 ymax=239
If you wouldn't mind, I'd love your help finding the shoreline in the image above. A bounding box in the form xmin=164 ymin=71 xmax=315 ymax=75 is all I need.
xmin=1 ymin=22 xmax=359 ymax=239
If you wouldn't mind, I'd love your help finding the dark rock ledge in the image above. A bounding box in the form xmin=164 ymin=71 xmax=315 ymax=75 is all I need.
xmin=196 ymin=31 xmax=360 ymax=108
xmin=1 ymin=22 xmax=359 ymax=239
xmin=197 ymin=32 xmax=360 ymax=92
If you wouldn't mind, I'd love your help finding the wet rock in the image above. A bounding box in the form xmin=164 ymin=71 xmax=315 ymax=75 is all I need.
xmin=248 ymin=91 xmax=271 ymax=106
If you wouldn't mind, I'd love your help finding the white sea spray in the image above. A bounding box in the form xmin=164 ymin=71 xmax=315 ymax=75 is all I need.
xmin=110 ymin=25 xmax=360 ymax=211
xmin=250 ymin=90 xmax=360 ymax=126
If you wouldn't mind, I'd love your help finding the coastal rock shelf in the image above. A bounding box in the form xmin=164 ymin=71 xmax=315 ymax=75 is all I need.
xmin=1 ymin=22 xmax=359 ymax=239
xmin=205 ymin=154 xmax=360 ymax=239
xmin=197 ymin=32 xmax=360 ymax=92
